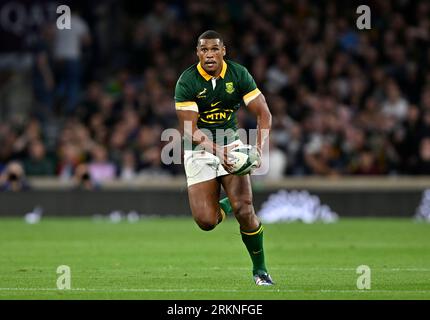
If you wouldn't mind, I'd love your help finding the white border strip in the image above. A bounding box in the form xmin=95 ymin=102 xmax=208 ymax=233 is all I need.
xmin=0 ymin=288 xmax=430 ymax=294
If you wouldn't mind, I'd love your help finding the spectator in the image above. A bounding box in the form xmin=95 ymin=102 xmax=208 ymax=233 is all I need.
xmin=265 ymin=53 xmax=289 ymax=94
xmin=285 ymin=124 xmax=305 ymax=175
xmin=57 ymin=143 xmax=83 ymax=181
xmin=74 ymin=163 xmax=98 ymax=190
xmin=0 ymin=162 xmax=31 ymax=192
xmin=118 ymin=149 xmax=138 ymax=181
xmin=53 ymin=10 xmax=91 ymax=114
xmin=381 ymin=81 xmax=409 ymax=122
xmin=350 ymin=148 xmax=383 ymax=175
xmin=88 ymin=144 xmax=116 ymax=183
xmin=32 ymin=24 xmax=56 ymax=120
xmin=139 ymin=145 xmax=171 ymax=178
xmin=304 ymin=138 xmax=344 ymax=176
xmin=259 ymin=139 xmax=288 ymax=181
xmin=13 ymin=119 xmax=43 ymax=157
xmin=392 ymin=105 xmax=421 ymax=172
xmin=415 ymin=138 xmax=430 ymax=175
xmin=23 ymin=140 xmax=55 ymax=176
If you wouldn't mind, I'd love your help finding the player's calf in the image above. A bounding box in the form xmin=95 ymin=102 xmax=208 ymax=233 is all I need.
xmin=231 ymin=197 xmax=259 ymax=231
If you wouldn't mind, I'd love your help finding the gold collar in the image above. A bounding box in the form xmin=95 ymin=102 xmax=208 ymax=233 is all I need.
xmin=197 ymin=60 xmax=227 ymax=81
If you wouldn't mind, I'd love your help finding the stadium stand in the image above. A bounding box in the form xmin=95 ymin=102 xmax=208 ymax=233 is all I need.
xmin=0 ymin=0 xmax=430 ymax=185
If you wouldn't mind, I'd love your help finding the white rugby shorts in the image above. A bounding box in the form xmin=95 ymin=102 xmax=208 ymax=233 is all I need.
xmin=183 ymin=139 xmax=243 ymax=187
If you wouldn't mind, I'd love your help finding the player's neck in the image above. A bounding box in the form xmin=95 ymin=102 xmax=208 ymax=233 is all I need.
xmin=202 ymin=64 xmax=222 ymax=78
xmin=206 ymin=68 xmax=221 ymax=79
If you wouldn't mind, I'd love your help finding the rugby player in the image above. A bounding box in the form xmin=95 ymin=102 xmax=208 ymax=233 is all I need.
xmin=174 ymin=30 xmax=273 ymax=285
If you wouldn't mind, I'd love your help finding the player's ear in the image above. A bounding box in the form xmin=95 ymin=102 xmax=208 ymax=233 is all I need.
xmin=222 ymin=46 xmax=226 ymax=56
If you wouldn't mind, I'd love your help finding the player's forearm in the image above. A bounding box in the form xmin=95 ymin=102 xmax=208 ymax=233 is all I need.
xmin=179 ymin=112 xmax=222 ymax=155
xmin=247 ymin=94 xmax=272 ymax=155
xmin=255 ymin=110 xmax=272 ymax=154
xmin=194 ymin=129 xmax=220 ymax=154
xmin=185 ymin=126 xmax=222 ymax=155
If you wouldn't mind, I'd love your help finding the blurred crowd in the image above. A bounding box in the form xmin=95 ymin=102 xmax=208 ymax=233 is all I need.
xmin=1 ymin=0 xmax=430 ymax=189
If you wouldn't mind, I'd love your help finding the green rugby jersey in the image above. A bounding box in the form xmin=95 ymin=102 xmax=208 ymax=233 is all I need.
xmin=175 ymin=59 xmax=261 ymax=147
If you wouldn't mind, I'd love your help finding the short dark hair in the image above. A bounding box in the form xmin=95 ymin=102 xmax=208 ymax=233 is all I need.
xmin=197 ymin=30 xmax=223 ymax=46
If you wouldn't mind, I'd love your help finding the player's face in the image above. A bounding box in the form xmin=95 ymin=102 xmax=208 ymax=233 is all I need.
xmin=196 ymin=39 xmax=226 ymax=75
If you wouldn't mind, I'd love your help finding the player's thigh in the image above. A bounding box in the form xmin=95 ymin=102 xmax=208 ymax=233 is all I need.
xmin=188 ymin=178 xmax=221 ymax=225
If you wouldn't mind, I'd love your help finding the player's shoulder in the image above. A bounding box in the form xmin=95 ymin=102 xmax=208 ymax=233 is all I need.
xmin=177 ymin=63 xmax=199 ymax=83
xmin=225 ymin=59 xmax=251 ymax=78
xmin=226 ymin=59 xmax=248 ymax=72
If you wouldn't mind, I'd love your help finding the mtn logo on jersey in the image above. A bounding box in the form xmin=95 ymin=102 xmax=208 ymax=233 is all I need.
xmin=199 ymin=108 xmax=234 ymax=124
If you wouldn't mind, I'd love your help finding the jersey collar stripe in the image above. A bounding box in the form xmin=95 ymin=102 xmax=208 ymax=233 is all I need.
xmin=243 ymin=88 xmax=261 ymax=105
xmin=219 ymin=60 xmax=227 ymax=78
xmin=197 ymin=60 xmax=228 ymax=81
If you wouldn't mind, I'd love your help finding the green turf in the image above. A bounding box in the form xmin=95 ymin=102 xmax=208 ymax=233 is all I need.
xmin=0 ymin=217 xmax=429 ymax=299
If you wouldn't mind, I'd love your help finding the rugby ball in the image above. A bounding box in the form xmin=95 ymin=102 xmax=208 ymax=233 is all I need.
xmin=229 ymin=145 xmax=260 ymax=176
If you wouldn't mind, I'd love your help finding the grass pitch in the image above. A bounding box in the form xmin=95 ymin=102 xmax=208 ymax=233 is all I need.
xmin=0 ymin=217 xmax=429 ymax=300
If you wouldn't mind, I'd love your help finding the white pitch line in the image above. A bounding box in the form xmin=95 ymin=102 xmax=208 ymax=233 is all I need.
xmin=206 ymin=267 xmax=430 ymax=272
xmin=0 ymin=288 xmax=430 ymax=294
xmin=5 ymin=267 xmax=430 ymax=273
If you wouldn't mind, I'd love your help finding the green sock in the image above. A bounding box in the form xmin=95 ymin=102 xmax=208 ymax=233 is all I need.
xmin=240 ymin=224 xmax=267 ymax=275
xmin=219 ymin=197 xmax=233 ymax=215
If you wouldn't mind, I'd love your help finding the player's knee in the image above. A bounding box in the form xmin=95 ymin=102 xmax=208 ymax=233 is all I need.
xmin=194 ymin=216 xmax=217 ymax=231
xmin=196 ymin=221 xmax=216 ymax=231
xmin=232 ymin=197 xmax=253 ymax=217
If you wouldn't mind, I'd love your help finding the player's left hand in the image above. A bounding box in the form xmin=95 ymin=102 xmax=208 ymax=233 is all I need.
xmin=250 ymin=145 xmax=262 ymax=168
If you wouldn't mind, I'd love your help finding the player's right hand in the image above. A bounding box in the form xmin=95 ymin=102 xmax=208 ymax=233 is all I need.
xmin=217 ymin=144 xmax=239 ymax=173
